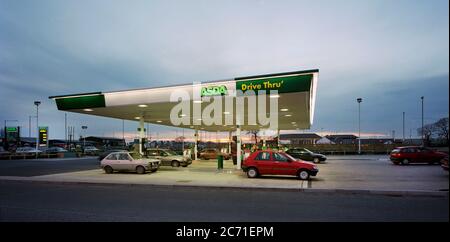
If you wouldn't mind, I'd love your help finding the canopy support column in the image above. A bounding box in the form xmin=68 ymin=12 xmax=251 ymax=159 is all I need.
xmin=194 ymin=129 xmax=199 ymax=160
xmin=236 ymin=125 xmax=241 ymax=170
xmin=139 ymin=117 xmax=145 ymax=155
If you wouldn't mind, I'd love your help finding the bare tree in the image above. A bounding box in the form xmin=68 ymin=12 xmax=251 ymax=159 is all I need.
xmin=246 ymin=130 xmax=259 ymax=144
xmin=417 ymin=123 xmax=434 ymax=145
xmin=175 ymin=136 xmax=185 ymax=142
xmin=433 ymin=117 xmax=449 ymax=143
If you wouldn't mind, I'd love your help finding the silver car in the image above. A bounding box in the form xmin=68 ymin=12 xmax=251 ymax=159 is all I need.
xmin=145 ymin=149 xmax=192 ymax=167
xmin=101 ymin=152 xmax=160 ymax=174
xmin=15 ymin=147 xmax=42 ymax=154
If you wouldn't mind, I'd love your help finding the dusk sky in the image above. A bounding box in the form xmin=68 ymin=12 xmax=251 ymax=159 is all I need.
xmin=0 ymin=0 xmax=448 ymax=141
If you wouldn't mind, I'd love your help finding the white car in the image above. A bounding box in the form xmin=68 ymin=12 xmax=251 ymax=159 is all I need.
xmin=83 ymin=146 xmax=99 ymax=155
xmin=15 ymin=147 xmax=42 ymax=154
xmin=100 ymin=152 xmax=161 ymax=174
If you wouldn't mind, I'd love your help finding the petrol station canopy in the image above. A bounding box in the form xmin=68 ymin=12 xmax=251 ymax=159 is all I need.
xmin=49 ymin=69 xmax=319 ymax=132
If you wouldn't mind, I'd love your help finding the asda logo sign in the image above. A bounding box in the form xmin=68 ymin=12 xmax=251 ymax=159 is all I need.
xmin=201 ymin=85 xmax=228 ymax=97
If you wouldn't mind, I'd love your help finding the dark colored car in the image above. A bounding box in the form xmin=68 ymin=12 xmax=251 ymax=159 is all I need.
xmin=98 ymin=149 xmax=129 ymax=161
xmin=441 ymin=156 xmax=449 ymax=171
xmin=199 ymin=148 xmax=231 ymax=160
xmin=286 ymin=148 xmax=327 ymax=163
xmin=390 ymin=146 xmax=447 ymax=165
xmin=242 ymin=150 xmax=319 ymax=180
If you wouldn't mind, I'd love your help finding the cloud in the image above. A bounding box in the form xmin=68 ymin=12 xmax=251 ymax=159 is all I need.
xmin=0 ymin=0 xmax=448 ymax=139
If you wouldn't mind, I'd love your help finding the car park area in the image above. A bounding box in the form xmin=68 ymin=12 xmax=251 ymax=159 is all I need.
xmin=0 ymin=155 xmax=448 ymax=193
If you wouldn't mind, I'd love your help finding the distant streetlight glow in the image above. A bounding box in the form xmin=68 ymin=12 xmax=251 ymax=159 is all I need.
xmin=357 ymin=98 xmax=362 ymax=155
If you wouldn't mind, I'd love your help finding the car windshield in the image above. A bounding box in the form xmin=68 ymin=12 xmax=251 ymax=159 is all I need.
xmin=164 ymin=150 xmax=177 ymax=156
xmin=302 ymin=148 xmax=313 ymax=153
xmin=282 ymin=152 xmax=297 ymax=161
xmin=130 ymin=152 xmax=142 ymax=160
xmin=391 ymin=149 xmax=401 ymax=153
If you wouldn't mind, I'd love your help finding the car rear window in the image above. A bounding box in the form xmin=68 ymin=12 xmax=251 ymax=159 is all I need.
xmin=106 ymin=154 xmax=118 ymax=160
xmin=255 ymin=152 xmax=271 ymax=161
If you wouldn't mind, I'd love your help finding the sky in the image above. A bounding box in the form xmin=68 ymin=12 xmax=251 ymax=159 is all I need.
xmin=0 ymin=0 xmax=448 ymax=141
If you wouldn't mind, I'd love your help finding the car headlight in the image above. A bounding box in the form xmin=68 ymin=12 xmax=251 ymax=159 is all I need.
xmin=313 ymin=165 xmax=318 ymax=170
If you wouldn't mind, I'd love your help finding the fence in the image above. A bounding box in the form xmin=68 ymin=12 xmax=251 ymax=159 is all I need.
xmin=286 ymin=144 xmax=398 ymax=155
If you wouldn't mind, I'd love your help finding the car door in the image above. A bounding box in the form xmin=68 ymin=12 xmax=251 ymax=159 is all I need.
xmin=298 ymin=149 xmax=312 ymax=161
xmin=204 ymin=149 xmax=213 ymax=159
xmin=157 ymin=150 xmax=172 ymax=165
xmin=148 ymin=150 xmax=166 ymax=165
xmin=272 ymin=152 xmax=297 ymax=175
xmin=418 ymin=148 xmax=433 ymax=163
xmin=287 ymin=149 xmax=301 ymax=159
xmin=253 ymin=151 xmax=273 ymax=175
xmin=104 ymin=153 xmax=119 ymax=169
xmin=117 ymin=153 xmax=134 ymax=171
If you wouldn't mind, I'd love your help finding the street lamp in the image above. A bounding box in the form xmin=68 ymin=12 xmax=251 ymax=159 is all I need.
xmin=402 ymin=112 xmax=405 ymax=143
xmin=82 ymin=126 xmax=88 ymax=148
xmin=421 ymin=96 xmax=424 ymax=146
xmin=34 ymin=101 xmax=41 ymax=157
xmin=357 ymin=98 xmax=362 ymax=154
xmin=29 ymin=116 xmax=37 ymax=137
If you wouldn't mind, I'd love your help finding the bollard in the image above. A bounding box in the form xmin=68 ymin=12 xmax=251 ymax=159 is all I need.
xmin=217 ymin=154 xmax=223 ymax=170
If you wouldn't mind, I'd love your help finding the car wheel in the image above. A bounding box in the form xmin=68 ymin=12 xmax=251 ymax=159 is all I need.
xmin=104 ymin=166 xmax=113 ymax=174
xmin=247 ymin=168 xmax=259 ymax=178
xmin=136 ymin=166 xmax=146 ymax=174
xmin=298 ymin=170 xmax=310 ymax=180
xmin=313 ymin=158 xmax=319 ymax=164
xmin=171 ymin=160 xmax=180 ymax=167
xmin=181 ymin=165 xmax=188 ymax=167
xmin=400 ymin=159 xmax=409 ymax=165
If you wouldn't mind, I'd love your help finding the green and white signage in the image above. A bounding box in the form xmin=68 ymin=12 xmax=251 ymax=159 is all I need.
xmin=236 ymin=74 xmax=313 ymax=95
xmin=200 ymin=85 xmax=228 ymax=97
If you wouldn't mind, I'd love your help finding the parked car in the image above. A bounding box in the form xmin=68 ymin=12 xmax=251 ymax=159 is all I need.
xmin=390 ymin=146 xmax=447 ymax=165
xmin=145 ymin=148 xmax=192 ymax=167
xmin=98 ymin=149 xmax=129 ymax=161
xmin=100 ymin=152 xmax=160 ymax=174
xmin=83 ymin=146 xmax=99 ymax=156
xmin=441 ymin=156 xmax=449 ymax=171
xmin=286 ymin=148 xmax=327 ymax=163
xmin=43 ymin=147 xmax=68 ymax=154
xmin=199 ymin=148 xmax=231 ymax=160
xmin=242 ymin=150 xmax=319 ymax=180
xmin=15 ymin=147 xmax=42 ymax=154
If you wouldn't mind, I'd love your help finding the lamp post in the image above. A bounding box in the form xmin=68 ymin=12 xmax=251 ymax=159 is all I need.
xmin=34 ymin=101 xmax=41 ymax=157
xmin=81 ymin=126 xmax=88 ymax=148
xmin=402 ymin=112 xmax=405 ymax=143
xmin=421 ymin=96 xmax=424 ymax=146
xmin=357 ymin=98 xmax=362 ymax=154
xmin=28 ymin=116 xmax=37 ymax=137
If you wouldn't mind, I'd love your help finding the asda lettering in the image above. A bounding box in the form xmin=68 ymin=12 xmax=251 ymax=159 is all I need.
xmin=201 ymin=85 xmax=228 ymax=97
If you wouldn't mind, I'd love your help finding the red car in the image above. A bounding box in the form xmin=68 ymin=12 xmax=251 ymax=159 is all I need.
xmin=390 ymin=146 xmax=447 ymax=165
xmin=242 ymin=150 xmax=319 ymax=180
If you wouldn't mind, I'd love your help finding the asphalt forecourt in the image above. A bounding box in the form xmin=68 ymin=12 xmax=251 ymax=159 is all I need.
xmin=0 ymin=155 xmax=447 ymax=196
xmin=0 ymin=180 xmax=447 ymax=222
xmin=0 ymin=157 xmax=98 ymax=177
